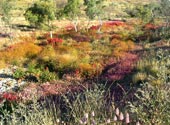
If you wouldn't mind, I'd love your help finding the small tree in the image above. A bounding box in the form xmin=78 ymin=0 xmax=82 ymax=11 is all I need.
xmin=126 ymin=3 xmax=157 ymax=24
xmin=60 ymin=0 xmax=81 ymax=32
xmin=159 ymin=0 xmax=170 ymax=21
xmin=158 ymin=0 xmax=170 ymax=40
xmin=24 ymin=0 xmax=56 ymax=35
xmin=0 ymin=0 xmax=13 ymax=36
xmin=0 ymin=0 xmax=12 ymax=24
xmin=84 ymin=0 xmax=104 ymax=32
xmin=125 ymin=3 xmax=159 ymax=44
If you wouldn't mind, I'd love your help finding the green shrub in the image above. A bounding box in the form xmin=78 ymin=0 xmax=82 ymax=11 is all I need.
xmin=60 ymin=84 xmax=116 ymax=124
xmin=126 ymin=3 xmax=157 ymax=24
xmin=128 ymin=83 xmax=170 ymax=124
xmin=129 ymin=50 xmax=169 ymax=124
xmin=132 ymin=72 xmax=147 ymax=84
xmin=26 ymin=63 xmax=41 ymax=75
xmin=39 ymin=69 xmax=58 ymax=83
xmin=0 ymin=99 xmax=61 ymax=125
xmin=0 ymin=0 xmax=13 ymax=27
xmin=157 ymin=0 xmax=170 ymax=40
xmin=24 ymin=1 xmax=56 ymax=29
xmin=12 ymin=64 xmax=58 ymax=83
xmin=133 ymin=49 xmax=170 ymax=86
xmin=13 ymin=68 xmax=26 ymax=80
xmin=24 ymin=63 xmax=42 ymax=82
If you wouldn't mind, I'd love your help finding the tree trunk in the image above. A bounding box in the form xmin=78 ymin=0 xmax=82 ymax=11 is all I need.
xmin=86 ymin=18 xmax=90 ymax=32
xmin=48 ymin=20 xmax=53 ymax=38
xmin=97 ymin=16 xmax=103 ymax=33
xmin=73 ymin=17 xmax=78 ymax=32
xmin=49 ymin=31 xmax=52 ymax=38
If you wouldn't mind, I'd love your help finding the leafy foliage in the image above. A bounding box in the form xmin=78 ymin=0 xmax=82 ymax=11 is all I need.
xmin=128 ymin=83 xmax=170 ymax=124
xmin=156 ymin=0 xmax=170 ymax=40
xmin=59 ymin=84 xmax=115 ymax=124
xmin=126 ymin=3 xmax=156 ymax=24
xmin=0 ymin=0 xmax=13 ymax=25
xmin=13 ymin=68 xmax=26 ymax=80
xmin=62 ymin=0 xmax=80 ymax=18
xmin=84 ymin=0 xmax=104 ymax=19
xmin=24 ymin=1 xmax=56 ymax=28
xmin=159 ymin=0 xmax=170 ymax=18
xmin=39 ymin=69 xmax=57 ymax=82
xmin=12 ymin=66 xmax=58 ymax=83
xmin=133 ymin=50 xmax=170 ymax=86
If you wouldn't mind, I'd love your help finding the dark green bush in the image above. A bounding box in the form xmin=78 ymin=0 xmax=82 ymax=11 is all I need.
xmin=24 ymin=1 xmax=56 ymax=28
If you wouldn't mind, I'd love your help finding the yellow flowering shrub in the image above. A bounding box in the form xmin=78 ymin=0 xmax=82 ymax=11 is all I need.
xmin=111 ymin=39 xmax=135 ymax=58
xmin=38 ymin=45 xmax=56 ymax=62
xmin=0 ymin=42 xmax=42 ymax=65
xmin=0 ymin=60 xmax=6 ymax=69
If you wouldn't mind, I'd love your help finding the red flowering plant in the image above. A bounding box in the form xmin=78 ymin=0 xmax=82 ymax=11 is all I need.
xmin=104 ymin=21 xmax=125 ymax=27
xmin=0 ymin=92 xmax=19 ymax=116
xmin=1 ymin=92 xmax=18 ymax=102
xmin=47 ymin=37 xmax=63 ymax=46
xmin=44 ymin=32 xmax=58 ymax=39
xmin=88 ymin=25 xmax=101 ymax=39
xmin=144 ymin=23 xmax=159 ymax=30
xmin=90 ymin=25 xmax=100 ymax=31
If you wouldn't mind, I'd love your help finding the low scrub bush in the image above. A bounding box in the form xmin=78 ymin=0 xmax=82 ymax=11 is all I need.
xmin=37 ymin=45 xmax=57 ymax=63
xmin=128 ymin=83 xmax=170 ymax=124
xmin=133 ymin=49 xmax=170 ymax=86
xmin=73 ymin=42 xmax=92 ymax=52
xmin=0 ymin=42 xmax=42 ymax=65
xmin=0 ymin=84 xmax=138 ymax=125
xmin=132 ymin=72 xmax=148 ymax=84
xmin=0 ymin=60 xmax=6 ymax=69
xmin=111 ymin=39 xmax=135 ymax=58
xmin=12 ymin=66 xmax=58 ymax=83
xmin=0 ymin=99 xmax=60 ymax=125
xmin=39 ymin=69 xmax=58 ymax=83
xmin=78 ymin=63 xmax=103 ymax=78
xmin=59 ymin=84 xmax=127 ymax=124
xmin=13 ymin=68 xmax=26 ymax=80
xmin=47 ymin=37 xmax=63 ymax=46
xmin=36 ymin=45 xmax=79 ymax=78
